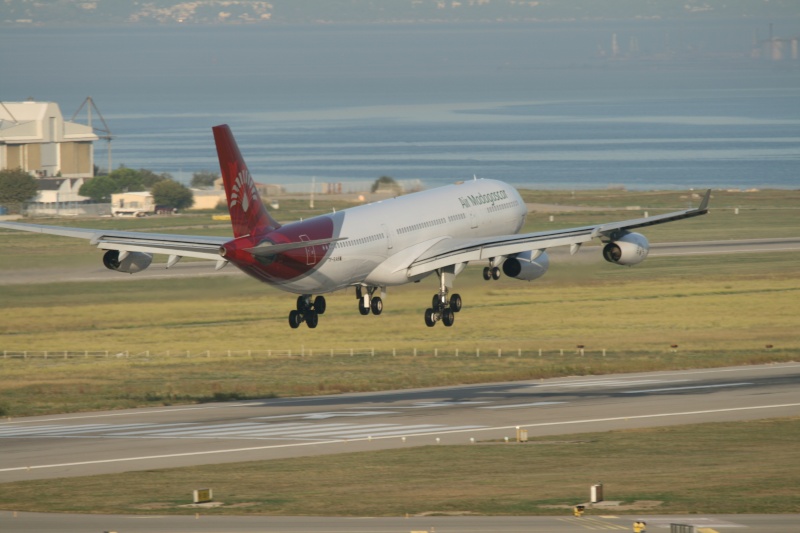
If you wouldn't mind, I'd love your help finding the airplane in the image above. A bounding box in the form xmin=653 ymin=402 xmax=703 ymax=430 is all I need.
xmin=0 ymin=124 xmax=710 ymax=329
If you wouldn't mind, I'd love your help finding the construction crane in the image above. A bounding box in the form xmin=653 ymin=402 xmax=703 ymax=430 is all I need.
xmin=71 ymin=96 xmax=113 ymax=175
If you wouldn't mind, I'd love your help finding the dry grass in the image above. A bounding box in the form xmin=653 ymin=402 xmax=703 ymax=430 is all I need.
xmin=0 ymin=256 xmax=797 ymax=416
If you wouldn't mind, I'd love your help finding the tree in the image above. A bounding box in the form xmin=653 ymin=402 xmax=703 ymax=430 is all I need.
xmin=79 ymin=175 xmax=119 ymax=202
xmin=0 ymin=169 xmax=39 ymax=214
xmin=191 ymin=171 xmax=219 ymax=189
xmin=371 ymin=175 xmax=401 ymax=194
xmin=139 ymin=169 xmax=171 ymax=189
xmin=107 ymin=167 xmax=145 ymax=192
xmin=152 ymin=179 xmax=194 ymax=210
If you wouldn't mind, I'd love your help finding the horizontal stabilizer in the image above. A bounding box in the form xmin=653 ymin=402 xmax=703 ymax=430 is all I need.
xmin=245 ymin=237 xmax=347 ymax=258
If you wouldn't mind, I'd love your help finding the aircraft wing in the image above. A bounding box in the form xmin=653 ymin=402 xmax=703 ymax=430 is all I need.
xmin=0 ymin=221 xmax=228 ymax=261
xmin=406 ymin=189 xmax=710 ymax=277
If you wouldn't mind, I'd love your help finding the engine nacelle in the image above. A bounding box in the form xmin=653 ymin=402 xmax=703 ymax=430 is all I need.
xmin=502 ymin=250 xmax=550 ymax=281
xmin=602 ymin=232 xmax=649 ymax=266
xmin=102 ymin=250 xmax=153 ymax=274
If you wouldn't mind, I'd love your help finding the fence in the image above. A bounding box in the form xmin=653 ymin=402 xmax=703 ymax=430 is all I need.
xmin=1 ymin=347 xmax=611 ymax=360
xmin=24 ymin=202 xmax=111 ymax=217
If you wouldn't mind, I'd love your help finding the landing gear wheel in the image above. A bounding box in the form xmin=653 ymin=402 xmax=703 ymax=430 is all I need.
xmin=288 ymin=310 xmax=302 ymax=329
xmin=296 ymin=295 xmax=308 ymax=312
xmin=442 ymin=308 xmax=455 ymax=327
xmin=449 ymin=293 xmax=462 ymax=313
xmin=358 ymin=299 xmax=370 ymax=316
xmin=314 ymin=295 xmax=326 ymax=315
xmin=491 ymin=266 xmax=501 ymax=280
xmin=371 ymin=296 xmax=383 ymax=315
xmin=424 ymin=308 xmax=436 ymax=327
xmin=306 ymin=310 xmax=319 ymax=329
xmin=432 ymin=294 xmax=444 ymax=312
xmin=483 ymin=266 xmax=492 ymax=281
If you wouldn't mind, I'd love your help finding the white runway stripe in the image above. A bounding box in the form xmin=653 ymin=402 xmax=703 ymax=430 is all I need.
xmin=1 ymin=421 xmax=489 ymax=441
xmin=623 ymin=382 xmax=753 ymax=394
xmin=0 ymin=423 xmax=157 ymax=437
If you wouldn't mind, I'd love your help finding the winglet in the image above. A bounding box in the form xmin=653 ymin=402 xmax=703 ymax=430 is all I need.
xmin=697 ymin=189 xmax=711 ymax=212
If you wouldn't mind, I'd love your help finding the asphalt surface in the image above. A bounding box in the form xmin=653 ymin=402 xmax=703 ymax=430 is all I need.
xmin=2 ymin=364 xmax=799 ymax=532
xmin=4 ymin=511 xmax=800 ymax=533
xmin=2 ymin=363 xmax=798 ymax=482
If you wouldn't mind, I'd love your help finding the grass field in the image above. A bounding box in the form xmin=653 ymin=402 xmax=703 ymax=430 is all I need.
xmin=1 ymin=189 xmax=799 ymax=417
xmin=1 ymin=253 xmax=798 ymax=416
xmin=1 ymin=417 xmax=798 ymax=516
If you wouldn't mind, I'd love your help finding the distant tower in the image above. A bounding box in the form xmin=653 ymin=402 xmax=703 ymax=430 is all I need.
xmin=629 ymin=35 xmax=639 ymax=55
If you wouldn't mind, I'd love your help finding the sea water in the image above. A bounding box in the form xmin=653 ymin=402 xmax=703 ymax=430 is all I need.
xmin=2 ymin=23 xmax=799 ymax=191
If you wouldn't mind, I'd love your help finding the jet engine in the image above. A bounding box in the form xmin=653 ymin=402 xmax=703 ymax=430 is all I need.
xmin=102 ymin=250 xmax=153 ymax=273
xmin=502 ymin=250 xmax=549 ymax=281
xmin=602 ymin=232 xmax=649 ymax=266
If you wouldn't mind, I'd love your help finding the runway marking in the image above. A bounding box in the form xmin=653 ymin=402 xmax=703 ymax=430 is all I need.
xmin=255 ymin=411 xmax=398 ymax=420
xmin=0 ymin=423 xmax=193 ymax=438
xmin=623 ymin=383 xmax=753 ymax=394
xmin=481 ymin=402 xmax=566 ymax=409
xmin=0 ymin=422 xmax=485 ymax=441
xmin=408 ymin=401 xmax=491 ymax=408
xmin=2 ymin=402 xmax=798 ymax=474
xmin=544 ymin=379 xmax=689 ymax=389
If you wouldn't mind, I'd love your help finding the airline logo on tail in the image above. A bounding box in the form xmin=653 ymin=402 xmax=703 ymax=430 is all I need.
xmin=230 ymin=169 xmax=259 ymax=213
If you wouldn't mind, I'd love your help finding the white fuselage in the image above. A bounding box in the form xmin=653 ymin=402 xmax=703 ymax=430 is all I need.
xmin=277 ymin=179 xmax=527 ymax=294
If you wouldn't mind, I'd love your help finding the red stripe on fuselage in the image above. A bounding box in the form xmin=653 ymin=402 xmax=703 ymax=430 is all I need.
xmin=221 ymin=216 xmax=335 ymax=283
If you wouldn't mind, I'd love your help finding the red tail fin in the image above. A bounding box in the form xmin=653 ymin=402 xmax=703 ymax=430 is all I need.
xmin=213 ymin=124 xmax=280 ymax=238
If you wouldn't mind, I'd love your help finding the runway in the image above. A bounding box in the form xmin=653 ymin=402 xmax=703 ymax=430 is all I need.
xmin=4 ymin=511 xmax=800 ymax=533
xmin=2 ymin=363 xmax=799 ymax=532
xmin=2 ymin=363 xmax=798 ymax=483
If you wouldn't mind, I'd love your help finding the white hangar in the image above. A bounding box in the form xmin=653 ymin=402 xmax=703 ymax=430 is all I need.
xmin=0 ymin=100 xmax=98 ymax=178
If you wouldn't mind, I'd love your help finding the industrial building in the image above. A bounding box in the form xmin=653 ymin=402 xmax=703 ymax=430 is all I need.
xmin=0 ymin=100 xmax=98 ymax=178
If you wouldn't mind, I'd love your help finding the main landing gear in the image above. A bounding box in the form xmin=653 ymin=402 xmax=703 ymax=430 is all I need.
xmin=482 ymin=265 xmax=501 ymax=280
xmin=482 ymin=257 xmax=503 ymax=281
xmin=424 ymin=291 xmax=462 ymax=327
xmin=424 ymin=265 xmax=462 ymax=327
xmin=356 ymin=285 xmax=383 ymax=316
xmin=289 ymin=294 xmax=326 ymax=329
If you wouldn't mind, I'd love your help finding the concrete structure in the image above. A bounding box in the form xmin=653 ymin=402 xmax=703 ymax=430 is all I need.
xmin=111 ymin=191 xmax=154 ymax=217
xmin=25 ymin=177 xmax=89 ymax=215
xmin=189 ymin=189 xmax=226 ymax=210
xmin=0 ymin=100 xmax=98 ymax=178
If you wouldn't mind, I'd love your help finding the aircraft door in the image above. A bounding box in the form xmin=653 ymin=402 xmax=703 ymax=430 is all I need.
xmin=381 ymin=224 xmax=393 ymax=250
xmin=299 ymin=234 xmax=315 ymax=265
